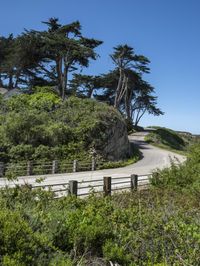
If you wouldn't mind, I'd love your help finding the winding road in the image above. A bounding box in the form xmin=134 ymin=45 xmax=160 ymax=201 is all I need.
xmin=0 ymin=131 xmax=186 ymax=190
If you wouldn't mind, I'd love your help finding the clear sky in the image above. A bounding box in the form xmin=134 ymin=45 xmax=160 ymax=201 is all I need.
xmin=1 ymin=0 xmax=200 ymax=133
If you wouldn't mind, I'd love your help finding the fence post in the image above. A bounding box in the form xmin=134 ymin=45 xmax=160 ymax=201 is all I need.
xmin=69 ymin=180 xmax=78 ymax=197
xmin=103 ymin=176 xmax=111 ymax=196
xmin=27 ymin=161 xmax=33 ymax=176
xmin=131 ymin=174 xmax=138 ymax=191
xmin=52 ymin=160 xmax=58 ymax=174
xmin=73 ymin=160 xmax=78 ymax=172
xmin=91 ymin=157 xmax=96 ymax=171
xmin=0 ymin=162 xmax=5 ymax=177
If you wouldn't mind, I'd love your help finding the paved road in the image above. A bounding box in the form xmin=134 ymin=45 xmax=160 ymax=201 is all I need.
xmin=0 ymin=131 xmax=186 ymax=194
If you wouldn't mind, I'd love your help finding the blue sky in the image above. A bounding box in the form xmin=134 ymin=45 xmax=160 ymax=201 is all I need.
xmin=1 ymin=0 xmax=200 ymax=133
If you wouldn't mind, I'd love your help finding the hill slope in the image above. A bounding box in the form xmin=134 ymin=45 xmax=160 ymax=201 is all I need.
xmin=0 ymin=91 xmax=130 ymax=163
xmin=145 ymin=127 xmax=186 ymax=152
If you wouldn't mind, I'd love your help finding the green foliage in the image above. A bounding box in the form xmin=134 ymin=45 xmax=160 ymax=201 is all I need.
xmin=0 ymin=185 xmax=199 ymax=265
xmin=9 ymin=145 xmax=34 ymax=161
xmin=151 ymin=143 xmax=200 ymax=193
xmin=145 ymin=127 xmax=186 ymax=151
xmin=100 ymin=159 xmax=133 ymax=169
xmin=28 ymin=91 xmax=61 ymax=111
xmin=0 ymin=90 xmax=132 ymax=164
xmin=103 ymin=240 xmax=131 ymax=264
xmin=0 ymin=19 xmax=102 ymax=97
xmin=100 ymin=145 xmax=141 ymax=169
xmin=0 ymin=208 xmax=54 ymax=265
xmin=6 ymin=91 xmax=61 ymax=112
xmin=6 ymin=94 xmax=29 ymax=111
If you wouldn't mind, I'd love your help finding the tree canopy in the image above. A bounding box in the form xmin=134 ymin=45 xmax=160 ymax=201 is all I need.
xmin=0 ymin=17 xmax=163 ymax=127
xmin=0 ymin=18 xmax=102 ymax=99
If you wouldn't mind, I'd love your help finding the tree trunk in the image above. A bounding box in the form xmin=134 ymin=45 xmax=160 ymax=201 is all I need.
xmin=14 ymin=70 xmax=22 ymax=88
xmin=62 ymin=66 xmax=68 ymax=100
xmin=135 ymin=108 xmax=146 ymax=126
xmin=62 ymin=57 xmax=69 ymax=100
xmin=8 ymin=74 xmax=13 ymax=89
xmin=118 ymin=75 xmax=127 ymax=102
xmin=114 ymin=68 xmax=123 ymax=108
xmin=87 ymin=87 xmax=94 ymax=98
xmin=55 ymin=57 xmax=63 ymax=97
xmin=115 ymin=72 xmax=128 ymax=109
xmin=125 ymin=86 xmax=133 ymax=122
xmin=0 ymin=74 xmax=3 ymax=87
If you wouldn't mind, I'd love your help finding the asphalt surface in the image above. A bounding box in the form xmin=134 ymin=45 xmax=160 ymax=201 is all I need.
xmin=0 ymin=131 xmax=186 ymax=195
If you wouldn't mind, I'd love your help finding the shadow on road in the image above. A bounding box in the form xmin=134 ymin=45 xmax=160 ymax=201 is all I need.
xmin=130 ymin=140 xmax=151 ymax=150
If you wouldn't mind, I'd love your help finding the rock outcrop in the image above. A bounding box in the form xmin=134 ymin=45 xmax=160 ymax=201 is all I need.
xmin=98 ymin=115 xmax=130 ymax=161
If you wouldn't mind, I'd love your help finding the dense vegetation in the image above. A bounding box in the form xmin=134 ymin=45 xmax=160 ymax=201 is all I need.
xmin=0 ymin=88 xmax=131 ymax=164
xmin=151 ymin=143 xmax=200 ymax=192
xmin=0 ymin=144 xmax=199 ymax=265
xmin=0 ymin=18 xmax=163 ymax=128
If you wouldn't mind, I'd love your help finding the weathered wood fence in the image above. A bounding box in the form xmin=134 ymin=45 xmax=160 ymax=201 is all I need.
xmin=0 ymin=158 xmax=103 ymax=178
xmin=30 ymin=174 xmax=150 ymax=198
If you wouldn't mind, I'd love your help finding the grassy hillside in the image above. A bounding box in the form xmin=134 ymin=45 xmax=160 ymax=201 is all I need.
xmin=0 ymin=88 xmax=134 ymax=165
xmin=145 ymin=126 xmax=187 ymax=152
xmin=178 ymin=130 xmax=200 ymax=147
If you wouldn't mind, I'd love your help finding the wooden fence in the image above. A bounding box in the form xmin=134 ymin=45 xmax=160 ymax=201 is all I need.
xmin=0 ymin=158 xmax=104 ymax=178
xmin=30 ymin=174 xmax=150 ymax=198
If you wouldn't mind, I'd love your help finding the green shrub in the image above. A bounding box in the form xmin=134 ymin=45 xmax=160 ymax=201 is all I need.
xmin=99 ymin=155 xmax=139 ymax=169
xmin=0 ymin=91 xmax=132 ymax=164
xmin=103 ymin=240 xmax=132 ymax=264
xmin=0 ymin=187 xmax=199 ymax=265
xmin=151 ymin=143 xmax=200 ymax=193
xmin=28 ymin=91 xmax=61 ymax=111
xmin=145 ymin=127 xmax=185 ymax=151
xmin=0 ymin=208 xmax=54 ymax=265
xmin=32 ymin=145 xmax=52 ymax=160
xmin=9 ymin=145 xmax=34 ymax=161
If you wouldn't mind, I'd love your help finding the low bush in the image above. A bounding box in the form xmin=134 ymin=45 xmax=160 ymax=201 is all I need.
xmin=151 ymin=143 xmax=200 ymax=194
xmin=0 ymin=181 xmax=199 ymax=265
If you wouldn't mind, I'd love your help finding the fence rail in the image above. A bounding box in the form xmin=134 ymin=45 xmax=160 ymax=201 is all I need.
xmin=0 ymin=158 xmax=107 ymax=178
xmin=29 ymin=174 xmax=151 ymax=198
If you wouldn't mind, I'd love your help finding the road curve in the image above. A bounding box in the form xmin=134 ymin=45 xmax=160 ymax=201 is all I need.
xmin=0 ymin=131 xmax=186 ymax=189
